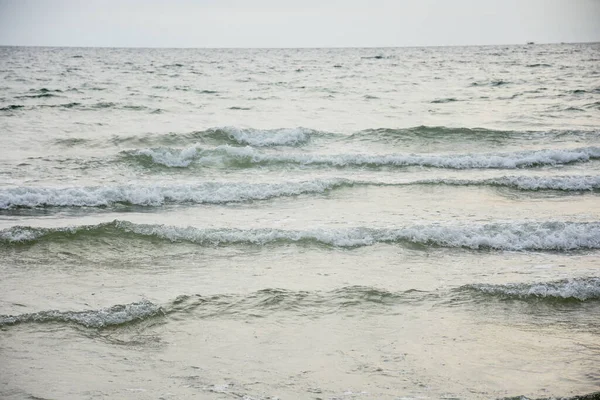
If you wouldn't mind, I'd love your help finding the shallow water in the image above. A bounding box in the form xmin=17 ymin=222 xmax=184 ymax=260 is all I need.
xmin=1 ymin=44 xmax=599 ymax=399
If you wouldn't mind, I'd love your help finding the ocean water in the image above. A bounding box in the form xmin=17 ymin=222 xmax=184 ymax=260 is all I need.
xmin=1 ymin=44 xmax=599 ymax=400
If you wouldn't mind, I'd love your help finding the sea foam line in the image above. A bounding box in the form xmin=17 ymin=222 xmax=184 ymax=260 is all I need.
xmin=2 ymin=220 xmax=600 ymax=251
xmin=0 ymin=179 xmax=349 ymax=209
xmin=462 ymin=277 xmax=600 ymax=301
xmin=128 ymin=145 xmax=600 ymax=169
xmin=1 ymin=175 xmax=598 ymax=209
xmin=421 ymin=175 xmax=600 ymax=191
xmin=54 ymin=126 xmax=600 ymax=149
xmin=0 ymin=301 xmax=162 ymax=328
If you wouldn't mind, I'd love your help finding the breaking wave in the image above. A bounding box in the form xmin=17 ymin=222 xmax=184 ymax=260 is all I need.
xmin=196 ymin=127 xmax=316 ymax=146
xmin=54 ymin=126 xmax=600 ymax=149
xmin=462 ymin=277 xmax=600 ymax=301
xmin=0 ymin=301 xmax=162 ymax=329
xmin=2 ymin=220 xmax=599 ymax=251
xmin=59 ymin=127 xmax=321 ymax=148
xmin=421 ymin=175 xmax=600 ymax=191
xmin=126 ymin=145 xmax=600 ymax=169
xmin=0 ymin=179 xmax=348 ymax=209
xmin=1 ymin=175 xmax=599 ymax=209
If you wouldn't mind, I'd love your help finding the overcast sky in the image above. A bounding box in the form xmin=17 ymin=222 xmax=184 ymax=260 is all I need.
xmin=1 ymin=0 xmax=599 ymax=48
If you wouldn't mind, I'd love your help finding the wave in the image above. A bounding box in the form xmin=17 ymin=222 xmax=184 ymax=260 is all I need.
xmin=126 ymin=145 xmax=600 ymax=169
xmin=347 ymin=126 xmax=600 ymax=144
xmin=2 ymin=220 xmax=599 ymax=251
xmin=0 ymin=104 xmax=25 ymax=111
xmin=0 ymin=102 xmax=81 ymax=111
xmin=165 ymin=286 xmax=419 ymax=319
xmin=42 ymin=102 xmax=81 ymax=109
xmin=0 ymin=286 xmax=423 ymax=329
xmin=197 ymin=127 xmax=316 ymax=147
xmin=0 ymin=179 xmax=349 ymax=209
xmin=229 ymin=106 xmax=252 ymax=110
xmin=162 ymin=63 xmax=184 ymax=68
xmin=430 ymin=98 xmax=459 ymax=103
xmin=15 ymin=88 xmax=63 ymax=99
xmin=502 ymin=393 xmax=600 ymax=400
xmin=216 ymin=126 xmax=596 ymax=146
xmin=33 ymin=88 xmax=63 ymax=93
xmin=0 ymin=300 xmax=162 ymax=328
xmin=53 ymin=138 xmax=91 ymax=147
xmin=461 ymin=277 xmax=600 ymax=302
xmin=15 ymin=93 xmax=60 ymax=99
xmin=1 ymin=102 xmax=155 ymax=112
xmin=361 ymin=55 xmax=391 ymax=59
xmin=3 ymin=280 xmax=598 ymax=330
xmin=585 ymin=101 xmax=600 ymax=110
xmin=2 ymin=176 xmax=599 ymax=209
xmin=525 ymin=63 xmax=552 ymax=68
xmin=54 ymin=126 xmax=600 ymax=150
xmin=422 ymin=175 xmax=600 ymax=191
xmin=471 ymin=79 xmax=510 ymax=87
xmin=66 ymin=127 xmax=320 ymax=148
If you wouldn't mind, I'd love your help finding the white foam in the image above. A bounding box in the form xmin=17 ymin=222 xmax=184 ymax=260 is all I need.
xmin=135 ymin=145 xmax=600 ymax=169
xmin=0 ymin=179 xmax=349 ymax=209
xmin=0 ymin=300 xmax=161 ymax=328
xmin=215 ymin=126 xmax=314 ymax=146
xmin=418 ymin=175 xmax=600 ymax=191
xmin=0 ymin=226 xmax=44 ymax=242
xmin=2 ymin=176 xmax=598 ymax=209
xmin=468 ymin=278 xmax=600 ymax=300
xmin=120 ymin=222 xmax=381 ymax=247
xmin=135 ymin=145 xmax=199 ymax=167
xmin=115 ymin=220 xmax=600 ymax=250
xmin=487 ymin=175 xmax=600 ymax=191
xmin=3 ymin=220 xmax=599 ymax=251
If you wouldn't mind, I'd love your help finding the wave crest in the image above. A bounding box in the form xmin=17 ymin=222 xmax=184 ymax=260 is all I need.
xmin=54 ymin=126 xmax=600 ymax=150
xmin=462 ymin=278 xmax=600 ymax=301
xmin=1 ymin=176 xmax=598 ymax=210
xmin=0 ymin=287 xmax=420 ymax=329
xmin=424 ymin=175 xmax=600 ymax=191
xmin=2 ymin=280 xmax=599 ymax=331
xmin=0 ymin=301 xmax=162 ymax=328
xmin=207 ymin=127 xmax=315 ymax=147
xmin=2 ymin=220 xmax=599 ymax=251
xmin=126 ymin=145 xmax=600 ymax=169
xmin=0 ymin=179 xmax=348 ymax=209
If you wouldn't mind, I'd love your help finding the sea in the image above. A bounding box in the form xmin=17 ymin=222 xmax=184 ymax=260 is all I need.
xmin=0 ymin=44 xmax=599 ymax=400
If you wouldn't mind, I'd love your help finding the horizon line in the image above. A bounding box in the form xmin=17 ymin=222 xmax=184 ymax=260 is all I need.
xmin=1 ymin=40 xmax=599 ymax=50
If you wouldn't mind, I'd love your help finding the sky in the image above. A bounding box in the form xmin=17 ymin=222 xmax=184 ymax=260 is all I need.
xmin=0 ymin=0 xmax=599 ymax=48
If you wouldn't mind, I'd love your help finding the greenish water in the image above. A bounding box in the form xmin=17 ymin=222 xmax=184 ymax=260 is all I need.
xmin=1 ymin=44 xmax=599 ymax=399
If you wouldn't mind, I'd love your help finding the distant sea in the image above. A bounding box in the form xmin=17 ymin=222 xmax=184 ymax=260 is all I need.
xmin=1 ymin=44 xmax=600 ymax=399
